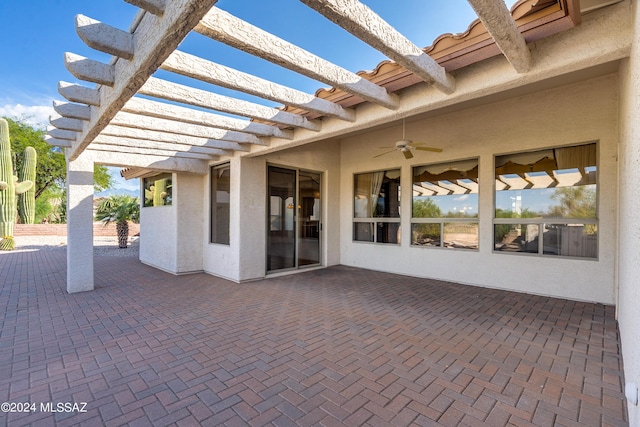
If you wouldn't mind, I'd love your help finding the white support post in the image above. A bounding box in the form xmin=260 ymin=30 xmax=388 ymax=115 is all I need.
xmin=66 ymin=151 xmax=95 ymax=293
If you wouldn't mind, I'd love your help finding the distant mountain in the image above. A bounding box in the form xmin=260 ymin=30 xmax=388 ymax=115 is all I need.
xmin=95 ymin=188 xmax=140 ymax=198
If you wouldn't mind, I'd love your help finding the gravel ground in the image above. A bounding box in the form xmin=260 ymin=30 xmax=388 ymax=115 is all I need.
xmin=10 ymin=235 xmax=140 ymax=257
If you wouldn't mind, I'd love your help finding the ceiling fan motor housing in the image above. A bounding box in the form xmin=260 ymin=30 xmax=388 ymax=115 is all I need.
xmin=395 ymin=139 xmax=412 ymax=149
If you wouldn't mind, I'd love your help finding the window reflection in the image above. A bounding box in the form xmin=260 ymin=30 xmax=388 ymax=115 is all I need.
xmin=411 ymin=159 xmax=479 ymax=249
xmin=494 ymin=143 xmax=598 ymax=258
xmin=353 ymin=169 xmax=400 ymax=244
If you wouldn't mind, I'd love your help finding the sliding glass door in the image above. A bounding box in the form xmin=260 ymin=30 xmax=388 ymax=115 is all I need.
xmin=267 ymin=166 xmax=321 ymax=272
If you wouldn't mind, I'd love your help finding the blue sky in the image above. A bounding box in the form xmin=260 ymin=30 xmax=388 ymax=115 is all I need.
xmin=0 ymin=0 xmax=513 ymax=190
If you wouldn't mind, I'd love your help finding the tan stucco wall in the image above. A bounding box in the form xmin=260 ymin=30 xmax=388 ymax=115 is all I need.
xmin=140 ymin=172 xmax=204 ymax=275
xmin=202 ymin=141 xmax=341 ymax=282
xmin=618 ymin=0 xmax=640 ymax=421
xmin=340 ymin=73 xmax=619 ymax=304
xmin=140 ymin=176 xmax=178 ymax=273
xmin=175 ymin=173 xmax=204 ymax=274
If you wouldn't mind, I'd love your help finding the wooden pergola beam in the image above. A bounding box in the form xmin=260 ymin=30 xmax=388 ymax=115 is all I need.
xmin=111 ymin=111 xmax=264 ymax=145
xmin=47 ymin=127 xmax=78 ymax=141
xmin=53 ymin=101 xmax=91 ymax=121
xmin=195 ymin=7 xmax=399 ymax=110
xmin=58 ymin=82 xmax=101 ymax=106
xmin=90 ymin=140 xmax=218 ymax=160
xmin=101 ymin=124 xmax=250 ymax=152
xmin=67 ymin=0 xmax=221 ymax=160
xmin=89 ymin=151 xmax=209 ymax=174
xmin=301 ymin=0 xmax=455 ymax=94
xmin=75 ymin=14 xmax=134 ymax=60
xmin=139 ymin=77 xmax=321 ymax=131
xmin=123 ymin=0 xmax=166 ymax=16
xmin=466 ymin=0 xmax=531 ymax=73
xmin=162 ymin=50 xmax=355 ymax=121
xmin=49 ymin=116 xmax=84 ymax=132
xmin=122 ymin=97 xmax=292 ymax=139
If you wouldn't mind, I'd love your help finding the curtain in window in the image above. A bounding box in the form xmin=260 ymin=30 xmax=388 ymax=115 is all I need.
xmin=369 ymin=171 xmax=384 ymax=217
xmin=554 ymin=144 xmax=596 ymax=170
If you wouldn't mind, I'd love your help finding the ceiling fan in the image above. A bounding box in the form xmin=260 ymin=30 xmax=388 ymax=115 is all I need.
xmin=375 ymin=119 xmax=443 ymax=160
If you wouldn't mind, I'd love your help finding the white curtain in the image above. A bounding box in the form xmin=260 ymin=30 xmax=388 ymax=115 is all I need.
xmin=369 ymin=171 xmax=385 ymax=217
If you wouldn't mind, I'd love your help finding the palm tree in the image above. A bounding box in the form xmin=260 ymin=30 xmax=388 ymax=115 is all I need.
xmin=95 ymin=195 xmax=140 ymax=248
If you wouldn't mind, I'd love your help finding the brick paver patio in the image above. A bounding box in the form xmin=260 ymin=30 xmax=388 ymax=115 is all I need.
xmin=0 ymin=249 xmax=628 ymax=426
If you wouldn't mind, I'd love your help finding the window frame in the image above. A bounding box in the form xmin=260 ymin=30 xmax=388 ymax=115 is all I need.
xmin=353 ymin=168 xmax=401 ymax=244
xmin=210 ymin=163 xmax=231 ymax=245
xmin=142 ymin=173 xmax=173 ymax=208
xmin=411 ymin=158 xmax=479 ymax=250
xmin=493 ymin=142 xmax=598 ymax=259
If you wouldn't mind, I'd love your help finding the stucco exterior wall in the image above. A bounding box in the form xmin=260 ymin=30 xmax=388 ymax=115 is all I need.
xmin=618 ymin=0 xmax=640 ymax=421
xmin=175 ymin=173 xmax=204 ymax=274
xmin=261 ymin=140 xmax=342 ymax=269
xmin=203 ymin=157 xmax=242 ymax=281
xmin=237 ymin=156 xmax=267 ymax=281
xmin=340 ymin=73 xmax=618 ymax=304
xmin=140 ymin=183 xmax=177 ymax=273
xmin=202 ymin=141 xmax=341 ymax=282
xmin=140 ymin=172 xmax=205 ymax=274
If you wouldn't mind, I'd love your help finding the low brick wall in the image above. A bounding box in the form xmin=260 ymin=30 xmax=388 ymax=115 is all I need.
xmin=14 ymin=223 xmax=140 ymax=237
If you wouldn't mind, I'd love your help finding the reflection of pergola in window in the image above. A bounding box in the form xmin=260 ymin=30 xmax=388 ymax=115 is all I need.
xmin=495 ymin=143 xmax=597 ymax=190
xmin=413 ymin=164 xmax=479 ymax=197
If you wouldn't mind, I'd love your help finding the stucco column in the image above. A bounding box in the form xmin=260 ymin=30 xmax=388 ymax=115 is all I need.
xmin=66 ymin=151 xmax=94 ymax=293
xmin=618 ymin=1 xmax=640 ymax=423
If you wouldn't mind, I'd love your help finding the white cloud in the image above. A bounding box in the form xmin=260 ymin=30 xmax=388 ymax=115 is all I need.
xmin=0 ymin=103 xmax=54 ymax=129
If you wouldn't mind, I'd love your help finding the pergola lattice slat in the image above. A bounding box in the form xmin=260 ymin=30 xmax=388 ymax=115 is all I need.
xmin=94 ymin=135 xmax=231 ymax=156
xmin=162 ymin=50 xmax=356 ymax=121
xmin=58 ymin=82 xmax=101 ymax=106
xmin=195 ymin=7 xmax=399 ymax=110
xmin=101 ymin=124 xmax=250 ymax=152
xmin=122 ymin=97 xmax=293 ymax=139
xmin=64 ymin=52 xmax=115 ymax=86
xmin=67 ymin=0 xmax=221 ymax=161
xmin=90 ymin=141 xmax=218 ymax=159
xmin=111 ymin=111 xmax=264 ymax=145
xmin=47 ymin=127 xmax=78 ymax=141
xmin=75 ymin=14 xmax=135 ymax=60
xmin=301 ymin=0 xmax=455 ymax=94
xmin=53 ymin=101 xmax=91 ymax=121
xmin=124 ymin=0 xmax=166 ymax=16
xmin=87 ymin=151 xmax=209 ymax=174
xmin=466 ymin=0 xmax=531 ymax=73
xmin=49 ymin=116 xmax=84 ymax=132
xmin=139 ymin=77 xmax=322 ymax=131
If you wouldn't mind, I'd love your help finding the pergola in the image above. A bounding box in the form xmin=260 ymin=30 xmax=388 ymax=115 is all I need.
xmin=46 ymin=0 xmax=589 ymax=169
xmin=47 ymin=0 xmax=631 ymax=292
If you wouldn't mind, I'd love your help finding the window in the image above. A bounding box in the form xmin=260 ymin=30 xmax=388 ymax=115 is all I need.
xmin=494 ymin=143 xmax=597 ymax=258
xmin=210 ymin=164 xmax=230 ymax=245
xmin=353 ymin=169 xmax=400 ymax=244
xmin=143 ymin=173 xmax=172 ymax=207
xmin=411 ymin=159 xmax=479 ymax=249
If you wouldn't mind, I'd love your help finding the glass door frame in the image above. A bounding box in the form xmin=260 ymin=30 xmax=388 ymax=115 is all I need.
xmin=266 ymin=165 xmax=322 ymax=274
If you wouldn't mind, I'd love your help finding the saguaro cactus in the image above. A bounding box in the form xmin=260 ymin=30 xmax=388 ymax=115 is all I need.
xmin=152 ymin=178 xmax=169 ymax=207
xmin=18 ymin=146 xmax=37 ymax=224
xmin=0 ymin=118 xmax=34 ymax=250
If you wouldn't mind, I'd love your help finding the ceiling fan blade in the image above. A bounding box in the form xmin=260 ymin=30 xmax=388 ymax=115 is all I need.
xmin=415 ymin=146 xmax=443 ymax=153
xmin=373 ymin=150 xmax=396 ymax=158
xmin=403 ymin=149 xmax=414 ymax=159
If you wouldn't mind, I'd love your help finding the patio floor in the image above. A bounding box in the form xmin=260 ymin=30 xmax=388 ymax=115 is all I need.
xmin=0 ymin=248 xmax=628 ymax=426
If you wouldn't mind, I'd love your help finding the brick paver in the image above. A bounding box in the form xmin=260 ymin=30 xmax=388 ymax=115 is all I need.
xmin=0 ymin=249 xmax=628 ymax=426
